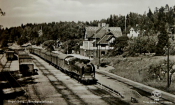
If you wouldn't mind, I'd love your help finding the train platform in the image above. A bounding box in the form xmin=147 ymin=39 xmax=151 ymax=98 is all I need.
xmin=96 ymin=65 xmax=175 ymax=103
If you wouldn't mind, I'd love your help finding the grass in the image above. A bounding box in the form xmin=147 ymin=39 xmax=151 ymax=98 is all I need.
xmin=93 ymin=55 xmax=175 ymax=94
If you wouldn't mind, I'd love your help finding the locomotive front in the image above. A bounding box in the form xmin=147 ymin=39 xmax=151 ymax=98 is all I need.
xmin=81 ymin=62 xmax=97 ymax=83
xmin=66 ymin=57 xmax=97 ymax=84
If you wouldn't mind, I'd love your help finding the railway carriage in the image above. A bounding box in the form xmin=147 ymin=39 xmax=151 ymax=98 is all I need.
xmin=40 ymin=49 xmax=46 ymax=59
xmin=45 ymin=51 xmax=52 ymax=63
xmin=35 ymin=48 xmax=41 ymax=56
xmin=57 ymin=54 xmax=73 ymax=71
xmin=51 ymin=53 xmax=58 ymax=67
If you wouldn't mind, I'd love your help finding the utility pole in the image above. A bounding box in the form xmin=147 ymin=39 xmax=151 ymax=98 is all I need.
xmin=164 ymin=9 xmax=170 ymax=88
xmin=167 ymin=44 xmax=170 ymax=88
xmin=67 ymin=44 xmax=68 ymax=54
xmin=125 ymin=15 xmax=126 ymax=34
xmin=98 ymin=42 xmax=100 ymax=67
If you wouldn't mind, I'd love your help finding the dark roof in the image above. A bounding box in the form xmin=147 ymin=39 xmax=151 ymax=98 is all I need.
xmin=85 ymin=27 xmax=99 ymax=38
xmin=92 ymin=27 xmax=107 ymax=38
xmin=86 ymin=26 xmax=122 ymax=39
xmin=107 ymin=27 xmax=122 ymax=37
xmin=97 ymin=35 xmax=114 ymax=44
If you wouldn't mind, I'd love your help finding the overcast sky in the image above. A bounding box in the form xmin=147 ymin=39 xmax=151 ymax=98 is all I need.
xmin=0 ymin=0 xmax=174 ymax=28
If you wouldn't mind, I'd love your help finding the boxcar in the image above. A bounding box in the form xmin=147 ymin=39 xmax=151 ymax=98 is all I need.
xmin=57 ymin=54 xmax=73 ymax=71
xmin=40 ymin=50 xmax=45 ymax=59
xmin=51 ymin=53 xmax=58 ymax=67
xmin=18 ymin=50 xmax=37 ymax=76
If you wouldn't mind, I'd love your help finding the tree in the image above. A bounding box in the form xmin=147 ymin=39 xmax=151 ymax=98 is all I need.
xmin=147 ymin=8 xmax=153 ymax=19
xmin=42 ymin=40 xmax=55 ymax=51
xmin=155 ymin=25 xmax=169 ymax=56
xmin=0 ymin=30 xmax=9 ymax=47
xmin=109 ymin=36 xmax=129 ymax=56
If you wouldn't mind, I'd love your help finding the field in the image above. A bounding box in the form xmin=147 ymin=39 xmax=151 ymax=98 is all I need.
xmin=93 ymin=55 xmax=175 ymax=94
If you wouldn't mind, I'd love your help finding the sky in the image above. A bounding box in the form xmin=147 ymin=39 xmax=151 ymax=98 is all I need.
xmin=0 ymin=0 xmax=174 ymax=28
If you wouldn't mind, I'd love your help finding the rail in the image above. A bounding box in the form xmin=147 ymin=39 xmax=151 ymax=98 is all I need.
xmin=1 ymin=60 xmax=40 ymax=105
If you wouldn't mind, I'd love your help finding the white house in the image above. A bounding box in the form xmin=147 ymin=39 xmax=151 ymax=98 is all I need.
xmin=127 ymin=27 xmax=140 ymax=38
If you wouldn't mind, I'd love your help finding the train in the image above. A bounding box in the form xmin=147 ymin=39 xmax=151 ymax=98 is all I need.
xmin=18 ymin=50 xmax=38 ymax=76
xmin=29 ymin=47 xmax=97 ymax=84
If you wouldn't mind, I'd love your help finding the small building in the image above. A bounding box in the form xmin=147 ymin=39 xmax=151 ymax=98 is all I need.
xmin=80 ymin=23 xmax=122 ymax=58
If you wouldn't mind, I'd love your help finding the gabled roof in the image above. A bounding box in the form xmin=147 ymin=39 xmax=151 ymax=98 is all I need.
xmin=107 ymin=27 xmax=122 ymax=37
xmin=97 ymin=35 xmax=115 ymax=44
xmin=85 ymin=27 xmax=99 ymax=38
xmin=86 ymin=26 xmax=122 ymax=39
xmin=92 ymin=27 xmax=107 ymax=38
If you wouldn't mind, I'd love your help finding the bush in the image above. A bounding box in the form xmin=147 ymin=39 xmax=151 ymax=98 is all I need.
xmin=148 ymin=59 xmax=175 ymax=80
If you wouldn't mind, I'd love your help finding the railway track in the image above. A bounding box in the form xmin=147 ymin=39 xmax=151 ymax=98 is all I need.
xmin=31 ymin=55 xmax=130 ymax=105
xmin=32 ymin=58 xmax=87 ymax=105
xmin=0 ymin=60 xmax=42 ymax=105
xmin=96 ymin=71 xmax=174 ymax=105
xmin=30 ymin=53 xmax=174 ymax=104
xmin=96 ymin=82 xmax=124 ymax=98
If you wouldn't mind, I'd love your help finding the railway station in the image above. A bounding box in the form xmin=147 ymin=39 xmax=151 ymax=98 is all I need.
xmin=0 ymin=46 xmax=175 ymax=105
xmin=1 ymin=1 xmax=175 ymax=105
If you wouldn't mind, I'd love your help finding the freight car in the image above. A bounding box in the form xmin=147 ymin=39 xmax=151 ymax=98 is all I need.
xmin=30 ymin=47 xmax=97 ymax=84
xmin=18 ymin=50 xmax=38 ymax=76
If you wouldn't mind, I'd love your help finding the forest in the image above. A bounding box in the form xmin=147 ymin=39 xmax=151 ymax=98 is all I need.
xmin=0 ymin=4 xmax=175 ymax=56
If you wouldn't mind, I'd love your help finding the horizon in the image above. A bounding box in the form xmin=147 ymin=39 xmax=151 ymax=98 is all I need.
xmin=0 ymin=0 xmax=174 ymax=28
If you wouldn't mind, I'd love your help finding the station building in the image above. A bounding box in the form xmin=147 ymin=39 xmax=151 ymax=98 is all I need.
xmin=80 ymin=23 xmax=122 ymax=58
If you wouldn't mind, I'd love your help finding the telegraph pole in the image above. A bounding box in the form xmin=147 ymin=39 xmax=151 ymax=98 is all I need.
xmin=98 ymin=42 xmax=100 ymax=67
xmin=167 ymin=44 xmax=170 ymax=88
xmin=125 ymin=15 xmax=126 ymax=34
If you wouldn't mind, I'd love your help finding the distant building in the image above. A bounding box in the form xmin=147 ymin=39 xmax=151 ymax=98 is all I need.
xmin=127 ymin=27 xmax=140 ymax=38
xmin=80 ymin=23 xmax=122 ymax=58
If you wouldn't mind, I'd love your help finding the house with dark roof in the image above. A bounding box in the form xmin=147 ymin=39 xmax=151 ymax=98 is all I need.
xmin=80 ymin=23 xmax=122 ymax=58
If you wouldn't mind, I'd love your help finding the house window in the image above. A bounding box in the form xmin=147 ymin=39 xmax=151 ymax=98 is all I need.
xmin=101 ymin=51 xmax=105 ymax=55
xmin=101 ymin=44 xmax=106 ymax=47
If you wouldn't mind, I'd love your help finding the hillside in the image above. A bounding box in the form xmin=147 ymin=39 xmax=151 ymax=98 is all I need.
xmin=93 ymin=55 xmax=175 ymax=94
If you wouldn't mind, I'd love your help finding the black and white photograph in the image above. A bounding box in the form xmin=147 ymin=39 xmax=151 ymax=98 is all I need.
xmin=0 ymin=0 xmax=175 ymax=105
